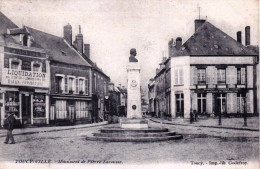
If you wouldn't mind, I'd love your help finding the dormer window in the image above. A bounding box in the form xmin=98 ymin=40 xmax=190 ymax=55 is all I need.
xmin=23 ymin=35 xmax=28 ymax=46
xmin=9 ymin=58 xmax=21 ymax=70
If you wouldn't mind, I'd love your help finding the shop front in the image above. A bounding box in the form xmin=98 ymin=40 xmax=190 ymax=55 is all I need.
xmin=0 ymin=46 xmax=50 ymax=126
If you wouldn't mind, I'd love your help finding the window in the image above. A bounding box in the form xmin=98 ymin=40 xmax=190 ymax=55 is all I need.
xmin=9 ymin=58 xmax=21 ymax=70
xmin=237 ymin=93 xmax=245 ymax=113
xmin=55 ymin=76 xmax=63 ymax=93
xmin=217 ymin=69 xmax=226 ymax=83
xmin=68 ymin=77 xmax=74 ymax=93
xmin=197 ymin=93 xmax=206 ymax=114
xmin=237 ymin=68 xmax=246 ymax=84
xmin=56 ymin=100 xmax=67 ymax=119
xmin=197 ymin=69 xmax=206 ymax=84
xmin=31 ymin=61 xmax=42 ymax=72
xmin=75 ymin=101 xmax=88 ymax=119
xmin=79 ymin=79 xmax=84 ymax=92
xmin=174 ymin=69 xmax=183 ymax=85
xmin=176 ymin=93 xmax=184 ymax=117
xmin=23 ymin=35 xmax=28 ymax=46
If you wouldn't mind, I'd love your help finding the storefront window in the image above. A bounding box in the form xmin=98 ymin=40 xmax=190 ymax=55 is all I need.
xmin=5 ymin=91 xmax=19 ymax=117
xmin=33 ymin=94 xmax=46 ymax=117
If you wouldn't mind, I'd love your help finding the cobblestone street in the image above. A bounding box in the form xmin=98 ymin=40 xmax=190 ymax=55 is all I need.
xmin=0 ymin=121 xmax=258 ymax=164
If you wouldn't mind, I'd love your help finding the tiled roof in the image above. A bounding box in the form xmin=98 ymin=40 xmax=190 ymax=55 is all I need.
xmin=171 ymin=22 xmax=258 ymax=57
xmin=25 ymin=26 xmax=91 ymax=67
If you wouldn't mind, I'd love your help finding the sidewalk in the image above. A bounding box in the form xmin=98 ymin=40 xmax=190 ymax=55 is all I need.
xmin=150 ymin=116 xmax=259 ymax=131
xmin=0 ymin=121 xmax=108 ymax=137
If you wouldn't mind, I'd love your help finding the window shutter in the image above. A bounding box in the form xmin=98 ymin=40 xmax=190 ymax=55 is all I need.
xmin=226 ymin=67 xmax=231 ymax=84
xmin=206 ymin=93 xmax=213 ymax=114
xmin=206 ymin=67 xmax=212 ymax=84
xmin=192 ymin=93 xmax=197 ymax=111
xmin=212 ymin=67 xmax=217 ymax=84
xmin=179 ymin=69 xmax=183 ymax=85
xmin=64 ymin=77 xmax=68 ymax=93
xmin=174 ymin=69 xmax=178 ymax=85
xmin=241 ymin=68 xmax=246 ymax=84
xmin=85 ymin=79 xmax=88 ymax=95
xmin=76 ymin=78 xmax=79 ymax=93
xmin=227 ymin=93 xmax=232 ymax=113
xmin=232 ymin=93 xmax=237 ymax=113
xmin=231 ymin=67 xmax=237 ymax=84
xmin=193 ymin=67 xmax=197 ymax=85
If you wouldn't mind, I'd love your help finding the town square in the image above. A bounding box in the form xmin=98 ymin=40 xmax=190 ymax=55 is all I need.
xmin=0 ymin=0 xmax=259 ymax=169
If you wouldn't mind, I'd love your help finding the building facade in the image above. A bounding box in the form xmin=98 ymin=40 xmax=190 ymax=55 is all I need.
xmin=0 ymin=12 xmax=50 ymax=126
xmin=149 ymin=19 xmax=259 ymax=119
xmin=25 ymin=25 xmax=93 ymax=125
xmin=168 ymin=20 xmax=259 ymax=118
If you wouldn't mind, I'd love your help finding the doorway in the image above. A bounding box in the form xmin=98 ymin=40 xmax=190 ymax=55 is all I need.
xmin=176 ymin=93 xmax=184 ymax=118
xmin=216 ymin=93 xmax=226 ymax=115
xmin=22 ymin=94 xmax=31 ymax=125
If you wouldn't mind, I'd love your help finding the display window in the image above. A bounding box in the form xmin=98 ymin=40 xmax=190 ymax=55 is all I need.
xmin=5 ymin=91 xmax=20 ymax=117
xmin=33 ymin=94 xmax=46 ymax=117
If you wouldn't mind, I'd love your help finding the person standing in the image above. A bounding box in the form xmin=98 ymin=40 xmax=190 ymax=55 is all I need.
xmin=4 ymin=112 xmax=16 ymax=144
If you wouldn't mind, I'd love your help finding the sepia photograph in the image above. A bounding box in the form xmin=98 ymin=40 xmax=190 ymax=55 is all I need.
xmin=0 ymin=0 xmax=259 ymax=169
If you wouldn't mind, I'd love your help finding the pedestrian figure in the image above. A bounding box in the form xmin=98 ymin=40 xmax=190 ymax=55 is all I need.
xmin=193 ymin=110 xmax=198 ymax=122
xmin=190 ymin=111 xmax=194 ymax=124
xmin=3 ymin=112 xmax=16 ymax=144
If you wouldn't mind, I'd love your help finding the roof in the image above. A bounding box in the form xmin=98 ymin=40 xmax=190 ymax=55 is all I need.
xmin=25 ymin=26 xmax=91 ymax=67
xmin=171 ymin=21 xmax=258 ymax=57
xmin=0 ymin=11 xmax=19 ymax=44
xmin=82 ymin=53 xmax=110 ymax=79
xmin=0 ymin=11 xmax=18 ymax=34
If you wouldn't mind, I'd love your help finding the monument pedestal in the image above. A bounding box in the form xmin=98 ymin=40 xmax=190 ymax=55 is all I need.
xmin=120 ymin=118 xmax=149 ymax=129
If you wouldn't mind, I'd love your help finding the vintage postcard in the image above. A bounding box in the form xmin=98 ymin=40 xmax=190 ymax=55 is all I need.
xmin=0 ymin=0 xmax=259 ymax=169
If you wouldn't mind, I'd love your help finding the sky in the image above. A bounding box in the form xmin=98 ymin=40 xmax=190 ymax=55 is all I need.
xmin=0 ymin=0 xmax=259 ymax=92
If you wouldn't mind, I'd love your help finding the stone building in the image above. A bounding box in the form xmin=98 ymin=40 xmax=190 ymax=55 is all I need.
xmin=25 ymin=25 xmax=93 ymax=125
xmin=149 ymin=19 xmax=259 ymax=119
xmin=0 ymin=12 xmax=50 ymax=126
xmin=167 ymin=19 xmax=259 ymax=118
xmin=148 ymin=78 xmax=156 ymax=116
xmin=79 ymin=42 xmax=111 ymax=122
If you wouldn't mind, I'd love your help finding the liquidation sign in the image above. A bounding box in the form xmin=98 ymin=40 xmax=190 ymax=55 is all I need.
xmin=1 ymin=68 xmax=49 ymax=88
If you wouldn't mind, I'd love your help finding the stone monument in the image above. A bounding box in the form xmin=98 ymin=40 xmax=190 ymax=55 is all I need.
xmin=86 ymin=48 xmax=183 ymax=141
xmin=120 ymin=48 xmax=149 ymax=128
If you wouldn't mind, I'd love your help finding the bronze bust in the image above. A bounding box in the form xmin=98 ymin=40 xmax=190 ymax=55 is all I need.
xmin=129 ymin=48 xmax=138 ymax=62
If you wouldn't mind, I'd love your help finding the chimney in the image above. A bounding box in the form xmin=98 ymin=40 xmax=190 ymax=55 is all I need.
xmin=237 ymin=31 xmax=242 ymax=43
xmin=195 ymin=19 xmax=206 ymax=32
xmin=84 ymin=44 xmax=90 ymax=58
xmin=64 ymin=24 xmax=72 ymax=45
xmin=176 ymin=37 xmax=182 ymax=49
xmin=156 ymin=68 xmax=160 ymax=74
xmin=245 ymin=26 xmax=250 ymax=46
xmin=74 ymin=25 xmax=83 ymax=55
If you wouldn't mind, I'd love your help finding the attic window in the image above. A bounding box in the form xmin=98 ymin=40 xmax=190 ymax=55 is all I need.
xmin=223 ymin=36 xmax=226 ymax=38
xmin=61 ymin=51 xmax=66 ymax=56
xmin=214 ymin=45 xmax=219 ymax=49
xmin=225 ymin=48 xmax=229 ymax=51
xmin=23 ymin=35 xmax=28 ymax=46
xmin=211 ymin=36 xmax=214 ymax=38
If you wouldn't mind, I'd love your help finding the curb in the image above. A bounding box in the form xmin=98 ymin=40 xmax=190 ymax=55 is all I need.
xmin=149 ymin=118 xmax=259 ymax=132
xmin=0 ymin=121 xmax=109 ymax=137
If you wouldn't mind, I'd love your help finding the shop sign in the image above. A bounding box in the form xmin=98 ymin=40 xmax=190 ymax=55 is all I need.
xmin=195 ymin=88 xmax=240 ymax=93
xmin=1 ymin=68 xmax=49 ymax=88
